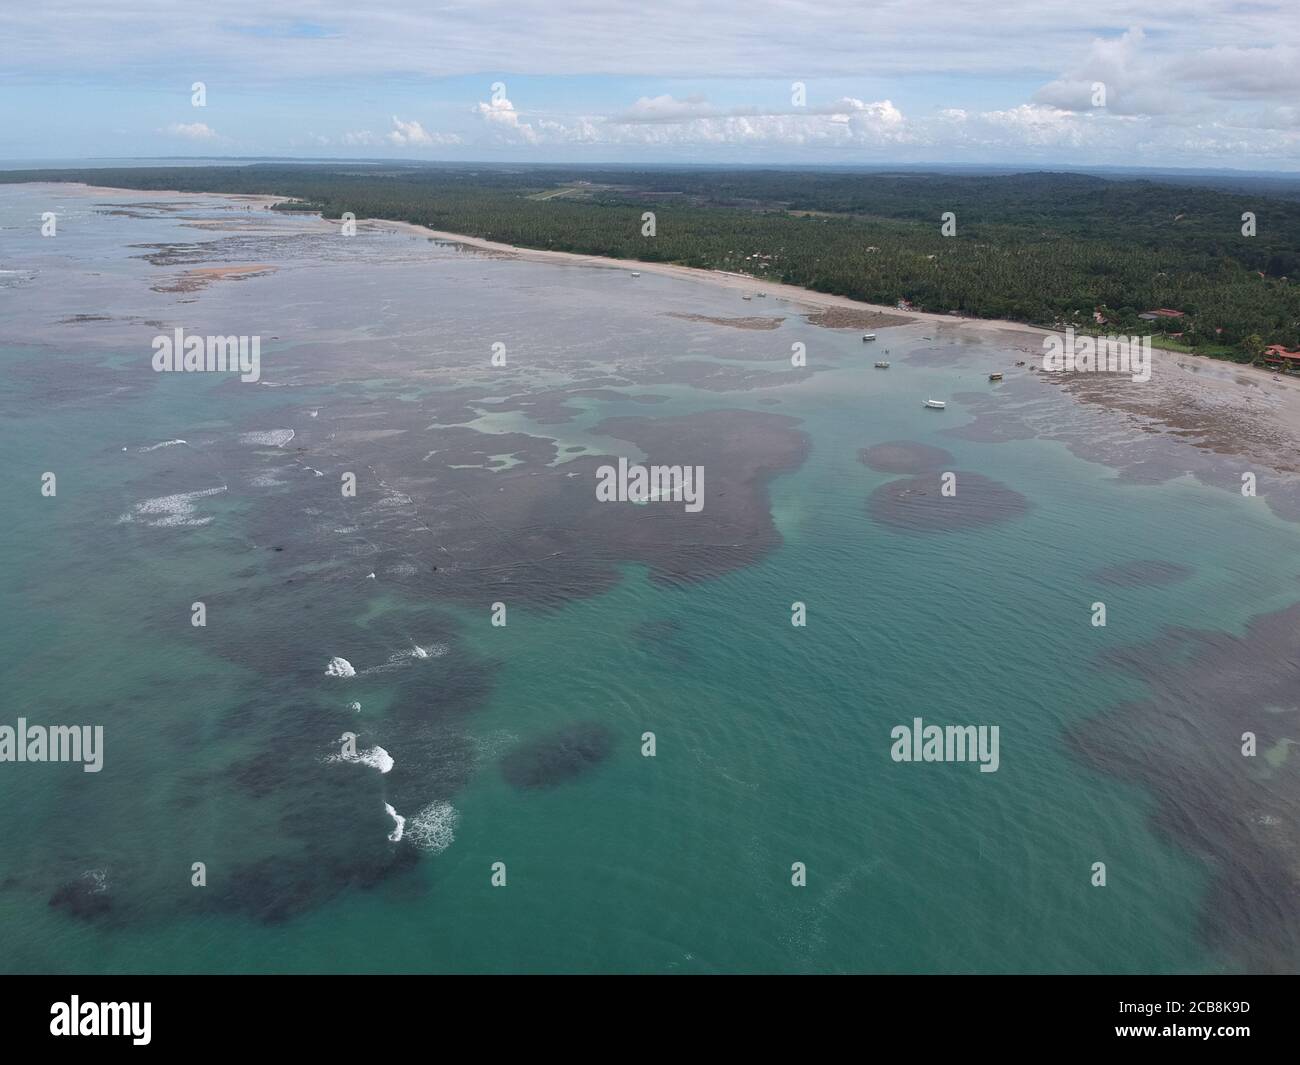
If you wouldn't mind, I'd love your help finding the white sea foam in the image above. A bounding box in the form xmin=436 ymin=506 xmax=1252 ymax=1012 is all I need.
xmin=361 ymin=642 xmax=449 ymax=674
xmin=406 ymin=801 xmax=458 ymax=853
xmin=325 ymin=656 xmax=355 ymax=678
xmin=471 ymin=729 xmax=520 ymax=765
xmin=250 ymin=468 xmax=290 ymax=487
xmin=385 ymin=803 xmax=405 ymax=843
xmin=239 ymin=429 xmax=295 ymax=447
xmin=82 ymin=868 xmax=110 ymax=894
xmin=120 ymin=486 xmax=226 ymax=527
xmin=137 ymin=439 xmax=187 ymax=452
xmin=328 ymin=742 xmax=394 ymax=774
xmin=359 ymin=745 xmax=394 ymax=773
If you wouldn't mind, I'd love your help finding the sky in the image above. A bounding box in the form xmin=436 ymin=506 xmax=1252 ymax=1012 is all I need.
xmin=2 ymin=1 xmax=1298 ymax=169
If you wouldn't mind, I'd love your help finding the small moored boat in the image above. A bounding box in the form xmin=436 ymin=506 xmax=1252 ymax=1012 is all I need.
xmin=923 ymin=398 xmax=946 ymax=410
xmin=862 ymin=333 xmax=877 ymax=342
xmin=874 ymin=360 xmax=890 ymax=369
xmin=989 ymin=372 xmax=1003 ymax=381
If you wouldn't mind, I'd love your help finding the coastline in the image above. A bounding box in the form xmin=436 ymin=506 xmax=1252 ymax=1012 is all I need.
xmin=373 ymin=215 xmax=1300 ymax=477
xmin=375 ymin=218 xmax=1044 ymax=338
xmin=42 ymin=184 xmax=1300 ymax=479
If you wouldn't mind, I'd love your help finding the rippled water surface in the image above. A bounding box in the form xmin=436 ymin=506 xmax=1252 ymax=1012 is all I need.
xmin=2 ymin=184 xmax=1297 ymax=973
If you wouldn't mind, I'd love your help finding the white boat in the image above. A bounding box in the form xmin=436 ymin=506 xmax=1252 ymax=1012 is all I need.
xmin=923 ymin=399 xmax=946 ymax=410
xmin=742 ymin=294 xmax=752 ymax=300
xmin=862 ymin=333 xmax=876 ymax=342
xmin=874 ymin=361 xmax=890 ymax=369
xmin=631 ymin=271 xmax=640 ymax=277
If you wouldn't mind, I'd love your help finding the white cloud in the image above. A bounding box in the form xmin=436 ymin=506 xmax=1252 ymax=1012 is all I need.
xmin=1035 ymin=27 xmax=1194 ymax=117
xmin=475 ymin=94 xmax=910 ymax=148
xmin=613 ymin=95 xmax=720 ymax=123
xmin=1178 ymin=45 xmax=1300 ymax=99
xmin=164 ymin=121 xmax=218 ymax=140
xmin=7 ymin=1 xmax=1295 ymax=84
xmin=387 ymin=116 xmax=460 ymax=146
xmin=5 ymin=3 xmax=1300 ymax=166
xmin=475 ymin=97 xmax=542 ymax=143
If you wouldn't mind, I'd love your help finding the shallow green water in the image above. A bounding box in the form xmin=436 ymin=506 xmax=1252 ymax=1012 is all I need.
xmin=1 ymin=184 xmax=1297 ymax=972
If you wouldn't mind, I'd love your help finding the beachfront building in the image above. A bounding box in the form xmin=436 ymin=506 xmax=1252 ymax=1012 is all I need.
xmin=1263 ymin=344 xmax=1300 ymax=372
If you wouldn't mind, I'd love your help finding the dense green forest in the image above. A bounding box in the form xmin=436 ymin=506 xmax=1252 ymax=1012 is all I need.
xmin=6 ymin=164 xmax=1299 ymax=354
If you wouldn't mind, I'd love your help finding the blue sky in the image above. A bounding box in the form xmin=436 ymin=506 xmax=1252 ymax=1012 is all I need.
xmin=2 ymin=2 xmax=1298 ymax=168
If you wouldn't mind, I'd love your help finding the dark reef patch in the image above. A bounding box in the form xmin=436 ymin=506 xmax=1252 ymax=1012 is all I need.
xmin=500 ymin=723 xmax=617 ymax=790
xmin=859 ymin=441 xmax=955 ymax=474
xmin=867 ymin=472 xmax=1028 ymax=533
xmin=48 ymin=871 xmax=112 ymax=921
xmin=222 ymin=400 xmax=809 ymax=605
xmin=1069 ymin=603 xmax=1300 ymax=972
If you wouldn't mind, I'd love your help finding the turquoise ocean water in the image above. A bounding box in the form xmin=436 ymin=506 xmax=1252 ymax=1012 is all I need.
xmin=1 ymin=184 xmax=1297 ymax=973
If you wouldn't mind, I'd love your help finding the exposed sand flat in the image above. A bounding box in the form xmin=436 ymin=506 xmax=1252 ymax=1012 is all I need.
xmin=152 ymin=263 xmax=278 ymax=294
xmin=52 ymin=183 xmax=291 ymax=210
xmin=664 ymin=312 xmax=786 ymax=330
xmin=378 ymin=218 xmax=1036 ymax=335
xmin=49 ymin=186 xmax=1300 ymax=478
xmin=184 ymin=264 xmax=277 ymax=278
xmin=804 ymin=307 xmax=911 ymax=330
xmin=1053 ymin=348 xmax=1300 ymax=473
xmin=379 ymin=216 xmax=1300 ymax=473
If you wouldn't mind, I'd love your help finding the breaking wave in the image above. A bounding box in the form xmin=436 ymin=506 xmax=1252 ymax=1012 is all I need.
xmin=239 ymin=429 xmax=295 ymax=447
xmin=325 ymin=657 xmax=355 ymax=678
xmin=119 ymin=486 xmax=226 ymax=527
xmin=406 ymin=801 xmax=458 ymax=853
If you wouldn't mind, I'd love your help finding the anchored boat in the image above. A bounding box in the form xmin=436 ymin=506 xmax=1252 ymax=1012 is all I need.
xmin=862 ymin=333 xmax=877 ymax=342
xmin=874 ymin=360 xmax=890 ymax=369
xmin=989 ymin=372 xmax=1003 ymax=381
xmin=923 ymin=398 xmax=946 ymax=410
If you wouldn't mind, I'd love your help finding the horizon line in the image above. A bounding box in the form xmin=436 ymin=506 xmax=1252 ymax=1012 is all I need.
xmin=3 ymin=156 xmax=1300 ymax=179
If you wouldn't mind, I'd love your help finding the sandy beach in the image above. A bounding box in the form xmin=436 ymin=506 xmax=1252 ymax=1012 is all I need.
xmin=373 ymin=215 xmax=1300 ymax=476
xmin=52 ymin=185 xmax=1300 ymax=478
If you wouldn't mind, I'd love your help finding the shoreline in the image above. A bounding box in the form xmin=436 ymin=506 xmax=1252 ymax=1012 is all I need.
xmin=375 ymin=218 xmax=1049 ymax=339
xmin=373 ymin=215 xmax=1300 ymax=475
xmin=40 ymin=183 xmax=1300 ymax=478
